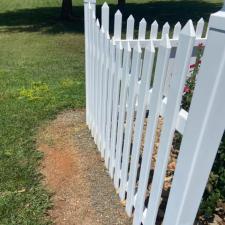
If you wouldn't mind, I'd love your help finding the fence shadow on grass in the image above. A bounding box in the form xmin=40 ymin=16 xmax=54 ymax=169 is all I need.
xmin=0 ymin=1 xmax=222 ymax=34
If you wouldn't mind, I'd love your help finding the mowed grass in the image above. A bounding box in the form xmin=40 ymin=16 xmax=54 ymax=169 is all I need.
xmin=0 ymin=0 xmax=223 ymax=224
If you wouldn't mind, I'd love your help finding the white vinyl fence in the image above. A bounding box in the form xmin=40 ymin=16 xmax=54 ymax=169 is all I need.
xmin=84 ymin=1 xmax=225 ymax=224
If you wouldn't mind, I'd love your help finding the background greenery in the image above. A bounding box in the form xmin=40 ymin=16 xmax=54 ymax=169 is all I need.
xmin=0 ymin=0 xmax=223 ymax=224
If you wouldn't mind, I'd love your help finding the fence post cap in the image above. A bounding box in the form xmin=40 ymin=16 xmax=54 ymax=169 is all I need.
xmin=209 ymin=3 xmax=225 ymax=31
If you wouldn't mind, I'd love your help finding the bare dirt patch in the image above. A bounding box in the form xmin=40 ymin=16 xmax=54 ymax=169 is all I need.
xmin=38 ymin=109 xmax=132 ymax=225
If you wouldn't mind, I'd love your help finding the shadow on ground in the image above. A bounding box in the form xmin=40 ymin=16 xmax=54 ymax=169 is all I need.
xmin=0 ymin=1 xmax=222 ymax=34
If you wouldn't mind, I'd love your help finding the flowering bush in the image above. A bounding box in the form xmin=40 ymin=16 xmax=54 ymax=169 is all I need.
xmin=181 ymin=43 xmax=204 ymax=112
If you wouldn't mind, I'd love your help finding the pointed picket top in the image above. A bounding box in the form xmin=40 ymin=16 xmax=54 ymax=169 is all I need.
xmin=114 ymin=10 xmax=122 ymax=39
xmin=96 ymin=19 xmax=100 ymax=27
xmin=106 ymin=32 xmax=110 ymax=40
xmin=105 ymin=32 xmax=110 ymax=51
xmin=161 ymin=34 xmax=172 ymax=49
xmin=127 ymin=14 xmax=134 ymax=22
xmin=102 ymin=2 xmax=109 ymax=9
xmin=181 ymin=19 xmax=195 ymax=37
xmin=152 ymin=20 xmax=158 ymax=26
xmin=173 ymin=22 xmax=182 ymax=39
xmin=196 ymin=18 xmax=204 ymax=38
xmin=100 ymin=26 xmax=105 ymax=34
xmin=150 ymin=20 xmax=159 ymax=39
xmin=126 ymin=15 xmax=135 ymax=39
xmin=115 ymin=9 xmax=122 ymax=17
xmin=138 ymin=18 xmax=147 ymax=39
xmin=109 ymin=39 xmax=114 ymax=53
xmin=101 ymin=2 xmax=109 ymax=32
xmin=162 ymin=22 xmax=170 ymax=38
xmin=100 ymin=25 xmax=105 ymax=32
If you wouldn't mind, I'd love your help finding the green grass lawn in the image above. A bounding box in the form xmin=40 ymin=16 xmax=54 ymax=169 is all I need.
xmin=0 ymin=0 xmax=223 ymax=224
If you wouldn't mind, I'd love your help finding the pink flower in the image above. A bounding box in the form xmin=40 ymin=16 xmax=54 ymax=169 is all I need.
xmin=190 ymin=64 xmax=196 ymax=69
xmin=184 ymin=85 xmax=190 ymax=93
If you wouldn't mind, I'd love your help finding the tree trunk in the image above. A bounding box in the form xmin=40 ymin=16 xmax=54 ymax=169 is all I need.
xmin=61 ymin=0 xmax=73 ymax=20
xmin=118 ymin=0 xmax=126 ymax=5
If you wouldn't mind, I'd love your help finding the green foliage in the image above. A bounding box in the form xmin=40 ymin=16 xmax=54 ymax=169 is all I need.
xmin=199 ymin=134 xmax=225 ymax=220
xmin=181 ymin=43 xmax=204 ymax=111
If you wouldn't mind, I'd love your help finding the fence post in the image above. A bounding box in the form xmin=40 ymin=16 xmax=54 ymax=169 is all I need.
xmin=84 ymin=0 xmax=96 ymax=125
xmin=163 ymin=4 xmax=225 ymax=225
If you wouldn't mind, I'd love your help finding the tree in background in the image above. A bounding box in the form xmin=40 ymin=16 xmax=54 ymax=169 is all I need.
xmin=61 ymin=0 xmax=73 ymax=20
xmin=118 ymin=0 xmax=126 ymax=4
xmin=118 ymin=0 xmax=126 ymax=12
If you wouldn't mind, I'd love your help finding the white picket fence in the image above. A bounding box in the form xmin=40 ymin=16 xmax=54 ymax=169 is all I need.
xmin=84 ymin=1 xmax=225 ymax=225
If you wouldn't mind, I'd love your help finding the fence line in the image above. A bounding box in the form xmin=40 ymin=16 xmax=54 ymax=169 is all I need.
xmin=84 ymin=1 xmax=225 ymax=224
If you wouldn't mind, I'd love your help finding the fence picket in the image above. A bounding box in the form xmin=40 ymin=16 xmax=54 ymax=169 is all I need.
xmin=114 ymin=42 xmax=132 ymax=189
xmin=109 ymin=42 xmax=123 ymax=177
xmin=144 ymin=20 xmax=196 ymax=225
xmin=105 ymin=40 xmax=116 ymax=168
xmin=138 ymin=19 xmax=147 ymax=39
xmin=133 ymin=35 xmax=172 ymax=225
xmin=196 ymin=18 xmax=204 ymax=38
xmin=94 ymin=19 xmax=100 ymax=144
xmin=163 ymin=12 xmax=225 ymax=224
xmin=124 ymin=42 xmax=155 ymax=215
xmin=87 ymin=3 xmax=93 ymax=127
xmin=101 ymin=2 xmax=109 ymax=33
xmin=150 ymin=20 xmax=158 ymax=39
xmin=97 ymin=27 xmax=105 ymax=150
xmin=91 ymin=8 xmax=97 ymax=133
xmin=162 ymin=22 xmax=170 ymax=38
xmin=126 ymin=15 xmax=135 ymax=40
xmin=114 ymin=10 xmax=122 ymax=40
xmin=101 ymin=33 xmax=111 ymax=157
xmin=91 ymin=16 xmax=97 ymax=135
xmin=173 ymin=22 xmax=182 ymax=39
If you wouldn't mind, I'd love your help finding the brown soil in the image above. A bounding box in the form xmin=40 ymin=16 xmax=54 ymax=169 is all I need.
xmin=38 ymin=109 xmax=132 ymax=225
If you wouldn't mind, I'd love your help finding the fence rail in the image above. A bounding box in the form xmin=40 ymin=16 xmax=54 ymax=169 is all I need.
xmin=84 ymin=1 xmax=225 ymax=224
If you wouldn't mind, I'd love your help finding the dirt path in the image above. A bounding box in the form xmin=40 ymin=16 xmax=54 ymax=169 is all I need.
xmin=37 ymin=109 xmax=132 ymax=225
